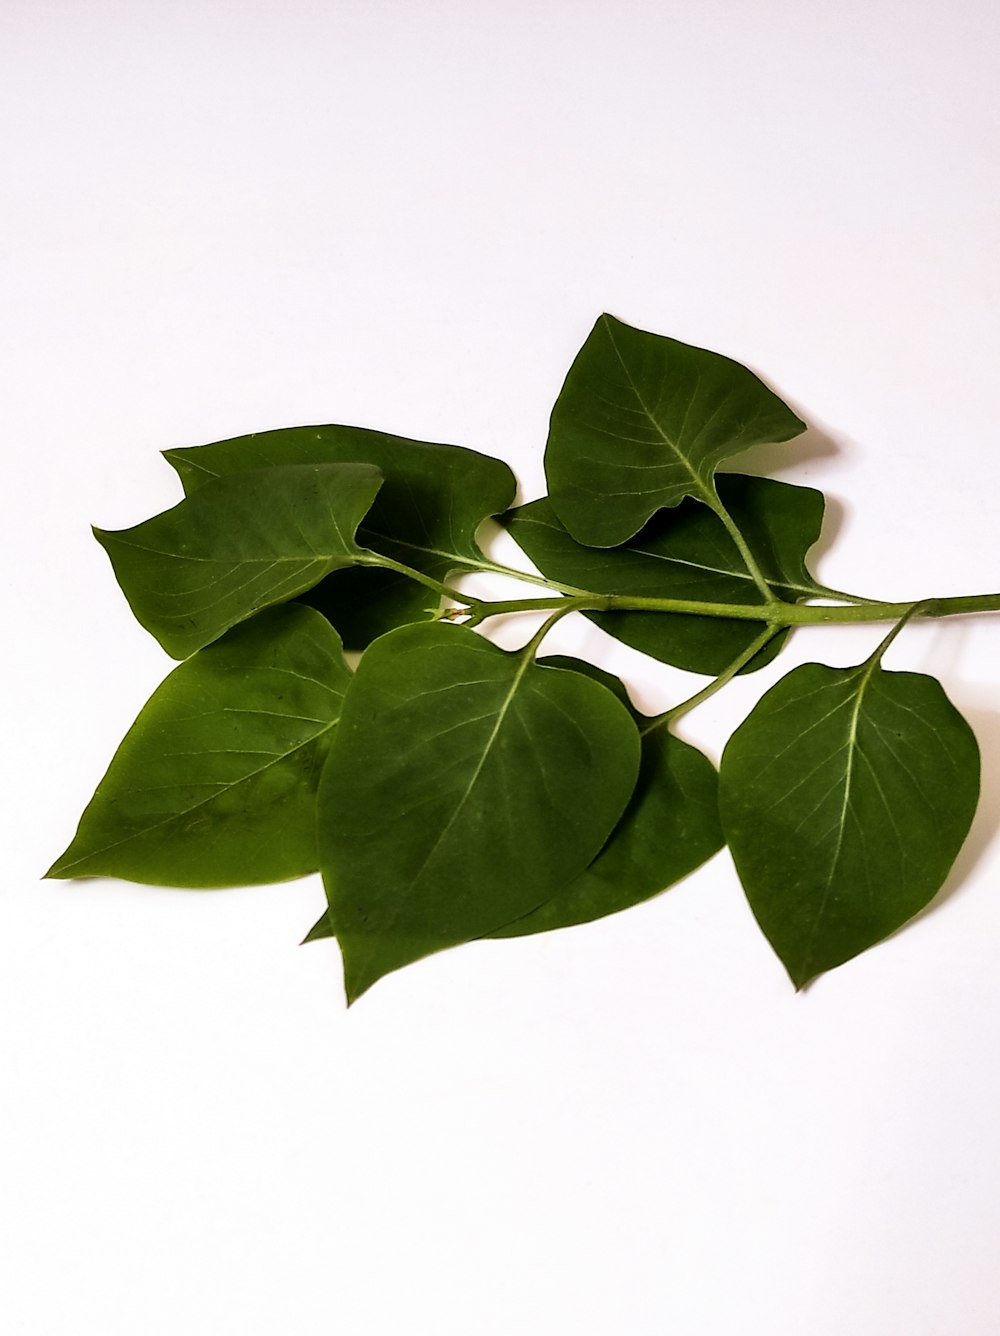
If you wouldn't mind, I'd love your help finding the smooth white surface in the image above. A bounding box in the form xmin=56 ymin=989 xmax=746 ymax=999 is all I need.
xmin=3 ymin=2 xmax=1000 ymax=1332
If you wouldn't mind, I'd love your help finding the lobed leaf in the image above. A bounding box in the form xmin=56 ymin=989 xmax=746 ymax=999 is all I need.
xmin=47 ymin=606 xmax=352 ymax=887
xmin=95 ymin=462 xmax=382 ymax=658
xmin=719 ymin=659 xmax=980 ymax=987
xmin=165 ymin=425 xmax=516 ymax=647
xmin=316 ymin=623 xmax=641 ymax=1001
xmin=504 ymin=474 xmax=826 ymax=674
xmin=545 ymin=313 xmax=806 ymax=546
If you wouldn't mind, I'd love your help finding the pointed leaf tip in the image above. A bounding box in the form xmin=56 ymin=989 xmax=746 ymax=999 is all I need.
xmin=720 ymin=661 xmax=980 ymax=986
xmin=47 ymin=605 xmax=353 ymax=888
xmin=95 ymin=462 xmax=383 ymax=657
xmin=545 ymin=314 xmax=806 ymax=546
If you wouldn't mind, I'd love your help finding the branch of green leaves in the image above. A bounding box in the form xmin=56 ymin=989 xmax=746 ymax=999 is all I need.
xmin=48 ymin=315 xmax=998 ymax=1002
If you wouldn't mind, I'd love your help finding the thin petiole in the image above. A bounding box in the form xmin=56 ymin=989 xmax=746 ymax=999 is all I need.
xmin=703 ymin=480 xmax=779 ymax=605
xmin=519 ymin=600 xmax=587 ymax=659
xmin=642 ymin=627 xmax=781 ymax=733
xmin=863 ymin=599 xmax=932 ymax=668
xmin=356 ymin=552 xmax=484 ymax=610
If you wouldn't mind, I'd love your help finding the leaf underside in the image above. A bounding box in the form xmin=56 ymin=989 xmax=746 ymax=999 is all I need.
xmin=545 ymin=312 xmax=807 ymax=546
xmin=504 ymin=474 xmax=826 ymax=674
xmin=317 ymin=623 xmax=642 ymax=1002
xmin=719 ymin=661 xmax=980 ymax=987
xmin=96 ymin=462 xmax=383 ymax=659
xmin=47 ymin=606 xmax=352 ymax=887
xmin=165 ymin=425 xmax=516 ymax=648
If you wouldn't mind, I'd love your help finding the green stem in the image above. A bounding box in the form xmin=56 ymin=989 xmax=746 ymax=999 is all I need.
xmin=643 ymin=627 xmax=781 ymax=732
xmin=863 ymin=599 xmax=933 ymax=667
xmin=359 ymin=550 xmax=1000 ymax=632
xmin=462 ymin=590 xmax=1000 ymax=627
xmin=702 ymin=480 xmax=778 ymax=604
xmin=460 ymin=595 xmax=578 ymax=630
xmin=519 ymin=602 xmax=581 ymax=659
xmin=779 ymin=592 xmax=1000 ymax=625
xmin=356 ymin=552 xmax=482 ymax=610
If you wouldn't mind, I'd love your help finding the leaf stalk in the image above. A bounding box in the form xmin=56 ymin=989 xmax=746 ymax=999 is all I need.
xmin=360 ymin=545 xmax=1000 ymax=632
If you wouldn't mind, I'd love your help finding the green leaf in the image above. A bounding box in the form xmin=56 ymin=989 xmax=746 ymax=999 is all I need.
xmin=545 ymin=313 xmax=806 ymax=546
xmin=47 ymin=606 xmax=352 ymax=887
xmin=95 ymin=462 xmax=383 ymax=658
xmin=719 ymin=658 xmax=980 ymax=987
xmin=504 ymin=474 xmax=826 ymax=674
xmin=305 ymin=655 xmax=724 ymax=946
xmin=317 ymin=623 xmax=641 ymax=1001
xmin=489 ymin=657 xmax=723 ymax=935
xmin=165 ymin=426 xmax=516 ymax=647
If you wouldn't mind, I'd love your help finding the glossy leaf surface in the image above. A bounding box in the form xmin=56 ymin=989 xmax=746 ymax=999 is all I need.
xmin=719 ymin=660 xmax=980 ymax=987
xmin=504 ymin=474 xmax=826 ymax=674
xmin=317 ymin=623 xmax=641 ymax=1001
xmin=165 ymin=426 xmax=516 ymax=647
xmin=47 ymin=606 xmax=351 ymax=887
xmin=95 ymin=462 xmax=382 ymax=658
xmin=545 ymin=314 xmax=806 ymax=545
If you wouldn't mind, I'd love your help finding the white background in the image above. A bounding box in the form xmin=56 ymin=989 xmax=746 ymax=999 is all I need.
xmin=3 ymin=2 xmax=1000 ymax=1332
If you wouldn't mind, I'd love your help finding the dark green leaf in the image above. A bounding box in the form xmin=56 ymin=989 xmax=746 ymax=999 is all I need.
xmin=719 ymin=659 xmax=980 ymax=987
xmin=317 ymin=623 xmax=641 ymax=1001
xmin=165 ymin=426 xmax=516 ymax=647
xmin=504 ymin=474 xmax=826 ymax=674
xmin=305 ymin=655 xmax=723 ymax=946
xmin=545 ymin=313 xmax=806 ymax=546
xmin=95 ymin=463 xmax=383 ymax=658
xmin=302 ymin=912 xmax=333 ymax=945
xmin=490 ymin=657 xmax=723 ymax=935
xmin=47 ymin=606 xmax=352 ymax=887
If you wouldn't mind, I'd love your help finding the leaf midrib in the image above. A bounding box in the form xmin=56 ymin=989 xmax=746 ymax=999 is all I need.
xmin=797 ymin=663 xmax=877 ymax=979
xmin=603 ymin=315 xmax=717 ymax=507
xmin=516 ymin=512 xmax=820 ymax=602
xmin=387 ymin=651 xmax=536 ymax=911
xmin=360 ymin=527 xmax=476 ymax=568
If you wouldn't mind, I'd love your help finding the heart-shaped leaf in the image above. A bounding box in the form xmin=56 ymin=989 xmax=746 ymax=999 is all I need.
xmin=165 ymin=426 xmax=516 ymax=647
xmin=305 ymin=655 xmax=724 ymax=947
xmin=47 ymin=605 xmax=351 ymax=887
xmin=95 ymin=462 xmax=382 ymax=658
xmin=719 ymin=659 xmax=980 ymax=987
xmin=504 ymin=474 xmax=825 ymax=674
xmin=545 ymin=314 xmax=806 ymax=546
xmin=317 ymin=622 xmax=641 ymax=1001
xmin=490 ymin=657 xmax=723 ymax=935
